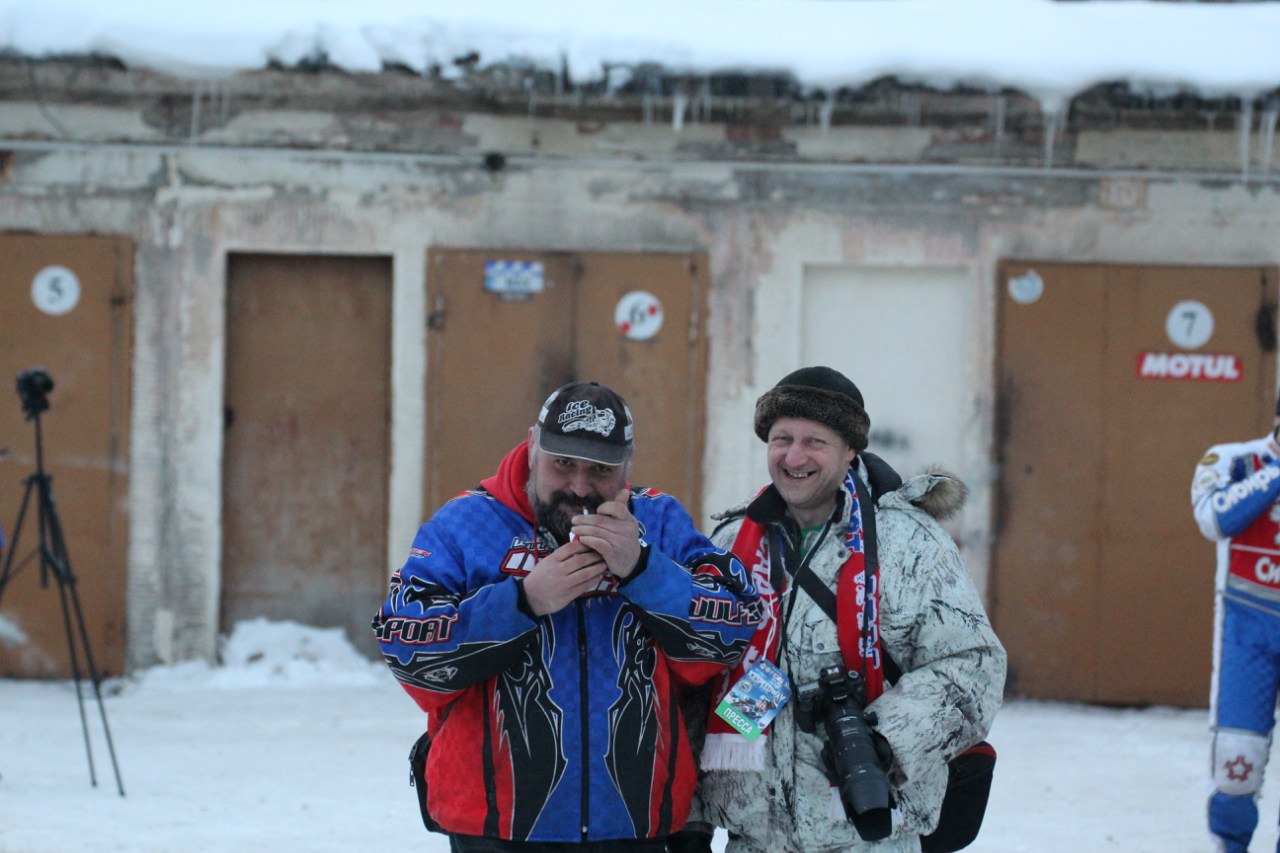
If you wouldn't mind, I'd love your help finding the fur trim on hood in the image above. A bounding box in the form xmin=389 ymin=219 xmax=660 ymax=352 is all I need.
xmin=902 ymin=465 xmax=968 ymax=521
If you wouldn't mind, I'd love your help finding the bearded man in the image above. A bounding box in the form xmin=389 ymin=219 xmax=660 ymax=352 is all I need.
xmin=374 ymin=381 xmax=759 ymax=853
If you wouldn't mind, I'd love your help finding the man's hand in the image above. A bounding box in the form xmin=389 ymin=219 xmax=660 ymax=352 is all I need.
xmin=522 ymin=543 xmax=607 ymax=616
xmin=570 ymin=488 xmax=642 ymax=579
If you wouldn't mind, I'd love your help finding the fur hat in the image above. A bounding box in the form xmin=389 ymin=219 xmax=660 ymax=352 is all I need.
xmin=754 ymin=366 xmax=871 ymax=452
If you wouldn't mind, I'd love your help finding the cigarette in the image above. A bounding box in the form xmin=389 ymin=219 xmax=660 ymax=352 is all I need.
xmin=568 ymin=508 xmax=590 ymax=541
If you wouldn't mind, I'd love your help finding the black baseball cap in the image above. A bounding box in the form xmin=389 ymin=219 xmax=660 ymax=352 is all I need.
xmin=536 ymin=381 xmax=634 ymax=466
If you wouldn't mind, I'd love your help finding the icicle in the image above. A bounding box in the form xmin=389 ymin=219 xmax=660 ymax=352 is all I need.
xmin=189 ymin=79 xmax=203 ymax=141
xmin=643 ymin=93 xmax=655 ymax=125
xmin=1043 ymin=117 xmax=1054 ymax=169
xmin=902 ymin=92 xmax=921 ymax=128
xmin=1238 ymin=99 xmax=1254 ymax=182
xmin=1043 ymin=106 xmax=1061 ymax=169
xmin=217 ymin=79 xmax=230 ymax=126
xmin=820 ymin=93 xmax=835 ymax=135
xmin=991 ymin=94 xmax=1005 ymax=157
xmin=698 ymin=78 xmax=711 ymax=123
xmin=672 ymin=90 xmax=687 ymax=132
xmin=1260 ymin=100 xmax=1278 ymax=177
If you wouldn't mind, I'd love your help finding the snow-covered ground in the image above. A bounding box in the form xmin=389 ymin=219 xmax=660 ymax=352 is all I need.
xmin=0 ymin=619 xmax=1275 ymax=853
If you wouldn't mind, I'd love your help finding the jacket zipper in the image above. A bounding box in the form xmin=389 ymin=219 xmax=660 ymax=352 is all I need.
xmin=577 ymin=600 xmax=590 ymax=842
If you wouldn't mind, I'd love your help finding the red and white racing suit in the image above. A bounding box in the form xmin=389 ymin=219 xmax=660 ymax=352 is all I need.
xmin=1192 ymin=433 xmax=1280 ymax=853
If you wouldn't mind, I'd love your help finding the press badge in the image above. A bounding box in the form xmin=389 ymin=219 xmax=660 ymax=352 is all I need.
xmin=715 ymin=659 xmax=791 ymax=740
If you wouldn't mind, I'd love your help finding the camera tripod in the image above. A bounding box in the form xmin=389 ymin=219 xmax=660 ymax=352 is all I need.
xmin=0 ymin=369 xmax=125 ymax=796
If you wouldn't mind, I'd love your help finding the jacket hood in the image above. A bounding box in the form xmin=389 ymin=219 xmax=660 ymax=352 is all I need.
xmin=902 ymin=465 xmax=967 ymax=521
xmin=478 ymin=440 xmax=536 ymax=523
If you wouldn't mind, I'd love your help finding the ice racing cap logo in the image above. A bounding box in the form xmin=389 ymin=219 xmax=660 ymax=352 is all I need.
xmin=537 ymin=381 xmax=633 ymax=466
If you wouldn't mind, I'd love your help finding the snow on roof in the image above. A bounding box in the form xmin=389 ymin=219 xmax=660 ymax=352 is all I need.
xmin=1 ymin=0 xmax=1278 ymax=112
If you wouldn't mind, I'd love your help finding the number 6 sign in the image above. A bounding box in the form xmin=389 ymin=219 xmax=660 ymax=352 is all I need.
xmin=614 ymin=290 xmax=664 ymax=341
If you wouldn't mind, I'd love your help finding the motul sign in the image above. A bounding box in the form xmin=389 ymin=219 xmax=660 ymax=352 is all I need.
xmin=1136 ymin=351 xmax=1242 ymax=381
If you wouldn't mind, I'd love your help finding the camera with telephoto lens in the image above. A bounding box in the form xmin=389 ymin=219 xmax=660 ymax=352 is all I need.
xmin=16 ymin=367 xmax=54 ymax=420
xmin=794 ymin=664 xmax=893 ymax=842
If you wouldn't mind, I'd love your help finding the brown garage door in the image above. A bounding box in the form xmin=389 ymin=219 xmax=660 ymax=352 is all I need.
xmin=0 ymin=234 xmax=132 ymax=678
xmin=424 ymin=249 xmax=708 ymax=519
xmin=994 ymin=261 xmax=1277 ymax=706
xmin=222 ymin=254 xmax=390 ymax=652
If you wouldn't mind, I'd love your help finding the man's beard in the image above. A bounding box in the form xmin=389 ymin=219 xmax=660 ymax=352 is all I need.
xmin=532 ymin=490 xmax=605 ymax=543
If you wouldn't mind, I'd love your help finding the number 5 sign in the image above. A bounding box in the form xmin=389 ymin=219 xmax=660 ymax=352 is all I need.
xmin=31 ymin=265 xmax=82 ymax=316
xmin=1165 ymin=300 xmax=1213 ymax=350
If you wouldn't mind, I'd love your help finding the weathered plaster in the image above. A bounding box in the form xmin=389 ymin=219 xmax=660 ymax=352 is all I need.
xmin=4 ymin=75 xmax=1280 ymax=669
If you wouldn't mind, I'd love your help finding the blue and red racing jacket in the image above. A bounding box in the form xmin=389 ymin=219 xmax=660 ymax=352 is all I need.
xmin=373 ymin=441 xmax=760 ymax=843
xmin=1192 ymin=434 xmax=1280 ymax=615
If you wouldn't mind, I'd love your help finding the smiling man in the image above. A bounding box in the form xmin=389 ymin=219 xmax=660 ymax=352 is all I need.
xmin=373 ymin=380 xmax=759 ymax=852
xmin=682 ymin=366 xmax=1006 ymax=853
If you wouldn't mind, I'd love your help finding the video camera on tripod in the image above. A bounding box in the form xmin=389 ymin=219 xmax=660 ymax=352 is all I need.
xmin=794 ymin=664 xmax=893 ymax=842
xmin=16 ymin=367 xmax=53 ymax=420
xmin=0 ymin=366 xmax=125 ymax=795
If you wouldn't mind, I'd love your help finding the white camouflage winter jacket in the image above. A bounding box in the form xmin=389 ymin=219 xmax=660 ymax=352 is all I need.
xmin=694 ymin=462 xmax=1007 ymax=853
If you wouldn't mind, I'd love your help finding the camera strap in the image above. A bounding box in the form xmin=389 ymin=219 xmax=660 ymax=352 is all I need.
xmin=790 ymin=468 xmax=997 ymax=853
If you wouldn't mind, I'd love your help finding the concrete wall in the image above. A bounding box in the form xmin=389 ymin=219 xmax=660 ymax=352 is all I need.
xmin=3 ymin=71 xmax=1280 ymax=669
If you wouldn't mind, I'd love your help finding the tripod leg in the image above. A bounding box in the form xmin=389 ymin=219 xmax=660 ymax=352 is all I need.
xmin=0 ymin=474 xmax=37 ymax=607
xmin=41 ymin=496 xmax=127 ymax=796
xmin=64 ymin=572 xmax=126 ymax=796
xmin=48 ymin=549 xmax=98 ymax=789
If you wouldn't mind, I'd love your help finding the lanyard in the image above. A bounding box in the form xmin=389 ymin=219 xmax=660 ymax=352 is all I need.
xmin=770 ymin=513 xmax=835 ymax=668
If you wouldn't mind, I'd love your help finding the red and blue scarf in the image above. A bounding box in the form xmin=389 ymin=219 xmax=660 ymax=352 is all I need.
xmin=701 ymin=469 xmax=883 ymax=770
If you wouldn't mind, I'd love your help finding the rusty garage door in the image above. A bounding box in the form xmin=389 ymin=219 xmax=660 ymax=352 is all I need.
xmin=222 ymin=253 xmax=390 ymax=651
xmin=424 ymin=249 xmax=708 ymax=519
xmin=0 ymin=234 xmax=132 ymax=678
xmin=993 ymin=261 xmax=1277 ymax=707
